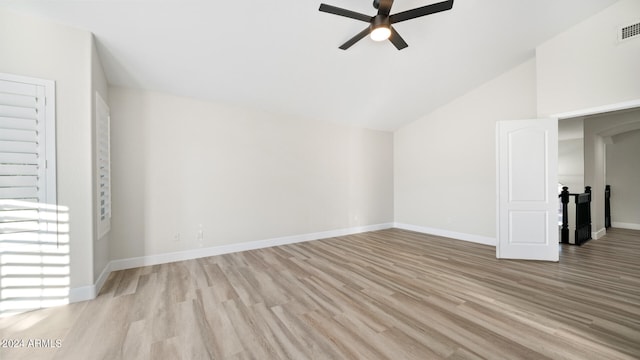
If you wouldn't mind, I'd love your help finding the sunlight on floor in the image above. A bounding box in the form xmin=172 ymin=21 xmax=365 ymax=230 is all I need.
xmin=0 ymin=200 xmax=69 ymax=317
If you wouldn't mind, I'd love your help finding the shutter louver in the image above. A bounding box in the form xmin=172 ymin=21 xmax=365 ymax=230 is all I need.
xmin=98 ymin=114 xmax=110 ymax=221
xmin=0 ymin=80 xmax=45 ymax=249
xmin=96 ymin=93 xmax=111 ymax=237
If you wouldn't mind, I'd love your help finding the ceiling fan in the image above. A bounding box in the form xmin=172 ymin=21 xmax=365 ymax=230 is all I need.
xmin=319 ymin=0 xmax=454 ymax=50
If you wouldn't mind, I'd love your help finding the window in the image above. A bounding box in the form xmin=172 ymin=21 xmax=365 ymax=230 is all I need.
xmin=1 ymin=73 xmax=67 ymax=316
xmin=96 ymin=92 xmax=111 ymax=238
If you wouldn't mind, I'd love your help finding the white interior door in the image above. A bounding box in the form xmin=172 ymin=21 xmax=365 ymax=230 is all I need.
xmin=496 ymin=118 xmax=558 ymax=261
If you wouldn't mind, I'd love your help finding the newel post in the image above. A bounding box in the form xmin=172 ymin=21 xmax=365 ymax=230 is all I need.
xmin=585 ymin=186 xmax=592 ymax=237
xmin=605 ymin=185 xmax=611 ymax=228
xmin=560 ymin=186 xmax=570 ymax=244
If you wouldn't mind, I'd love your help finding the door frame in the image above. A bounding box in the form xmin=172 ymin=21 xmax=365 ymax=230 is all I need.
xmin=552 ymin=98 xmax=640 ymax=240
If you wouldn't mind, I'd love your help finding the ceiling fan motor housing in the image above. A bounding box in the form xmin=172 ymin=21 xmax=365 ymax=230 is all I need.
xmin=371 ymin=14 xmax=391 ymax=30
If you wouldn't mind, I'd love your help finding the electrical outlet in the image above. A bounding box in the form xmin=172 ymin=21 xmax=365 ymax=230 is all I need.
xmin=174 ymin=232 xmax=181 ymax=242
xmin=197 ymin=224 xmax=203 ymax=247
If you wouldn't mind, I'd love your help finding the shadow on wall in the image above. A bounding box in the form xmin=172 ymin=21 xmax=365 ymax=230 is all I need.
xmin=0 ymin=200 xmax=69 ymax=317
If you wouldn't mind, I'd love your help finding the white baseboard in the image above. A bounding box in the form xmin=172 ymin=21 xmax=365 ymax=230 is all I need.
xmin=70 ymin=223 xmax=394 ymax=303
xmin=69 ymin=285 xmax=95 ymax=303
xmin=68 ymin=262 xmax=114 ymax=303
xmin=109 ymin=223 xmax=393 ymax=272
xmin=612 ymin=222 xmax=640 ymax=231
xmin=393 ymin=223 xmax=497 ymax=246
xmin=592 ymin=227 xmax=607 ymax=240
xmin=94 ymin=262 xmax=113 ymax=295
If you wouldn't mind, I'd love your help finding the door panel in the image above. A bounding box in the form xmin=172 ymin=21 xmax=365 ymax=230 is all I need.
xmin=508 ymin=129 xmax=547 ymax=202
xmin=509 ymin=211 xmax=547 ymax=244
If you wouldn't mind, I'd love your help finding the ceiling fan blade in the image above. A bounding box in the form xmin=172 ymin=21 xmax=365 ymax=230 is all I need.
xmin=377 ymin=0 xmax=394 ymax=16
xmin=339 ymin=27 xmax=371 ymax=50
xmin=319 ymin=4 xmax=372 ymax=22
xmin=389 ymin=0 xmax=453 ymax=24
xmin=389 ymin=26 xmax=408 ymax=50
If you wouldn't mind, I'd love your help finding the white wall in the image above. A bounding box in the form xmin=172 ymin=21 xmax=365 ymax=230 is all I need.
xmin=537 ymin=0 xmax=640 ymax=116
xmin=558 ymin=117 xmax=585 ymax=191
xmin=558 ymin=138 xmax=585 ymax=192
xmin=394 ymin=59 xmax=537 ymax=242
xmin=0 ymin=8 xmax=95 ymax=289
xmin=607 ymin=129 xmax=640 ymax=229
xmin=396 ymin=0 xmax=640 ymax=245
xmin=584 ymin=108 xmax=640 ymax=235
xmin=109 ymin=87 xmax=393 ymax=260
xmin=537 ymin=0 xmax=640 ymax=237
xmin=91 ymin=35 xmax=110 ymax=282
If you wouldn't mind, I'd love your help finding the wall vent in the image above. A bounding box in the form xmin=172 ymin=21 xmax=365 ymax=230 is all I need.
xmin=619 ymin=21 xmax=640 ymax=42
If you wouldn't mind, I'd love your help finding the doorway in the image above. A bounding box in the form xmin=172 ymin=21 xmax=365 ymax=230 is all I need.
xmin=555 ymin=100 xmax=640 ymax=239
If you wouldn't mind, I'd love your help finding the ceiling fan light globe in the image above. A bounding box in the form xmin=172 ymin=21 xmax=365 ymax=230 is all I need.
xmin=370 ymin=26 xmax=391 ymax=41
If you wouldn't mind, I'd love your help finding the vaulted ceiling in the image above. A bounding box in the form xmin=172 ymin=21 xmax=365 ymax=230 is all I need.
xmin=0 ymin=0 xmax=619 ymax=130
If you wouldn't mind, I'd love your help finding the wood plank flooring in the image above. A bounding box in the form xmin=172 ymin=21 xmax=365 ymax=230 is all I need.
xmin=1 ymin=228 xmax=639 ymax=359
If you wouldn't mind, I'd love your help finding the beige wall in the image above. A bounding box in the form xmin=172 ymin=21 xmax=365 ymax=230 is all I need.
xmin=0 ymin=8 xmax=95 ymax=289
xmin=394 ymin=59 xmax=537 ymax=241
xmin=396 ymin=0 xmax=640 ymax=244
xmin=582 ymin=109 xmax=640 ymax=232
xmin=540 ymin=0 xmax=640 ymax=236
xmin=558 ymin=117 xmax=585 ymax=192
xmin=558 ymin=138 xmax=585 ymax=192
xmin=537 ymin=0 xmax=640 ymax=116
xmin=108 ymin=87 xmax=394 ymax=260
xmin=584 ymin=109 xmax=640 ymax=235
xmin=606 ymin=128 xmax=640 ymax=229
xmin=91 ymin=35 xmax=111 ymax=282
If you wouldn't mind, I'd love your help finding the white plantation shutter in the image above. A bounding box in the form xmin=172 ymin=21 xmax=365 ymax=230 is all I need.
xmin=0 ymin=74 xmax=56 ymax=250
xmin=96 ymin=92 xmax=111 ymax=238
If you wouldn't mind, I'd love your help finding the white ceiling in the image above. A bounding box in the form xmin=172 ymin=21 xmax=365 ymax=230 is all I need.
xmin=0 ymin=0 xmax=619 ymax=130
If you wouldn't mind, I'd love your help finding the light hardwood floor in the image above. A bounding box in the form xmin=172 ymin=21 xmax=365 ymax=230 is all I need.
xmin=1 ymin=228 xmax=639 ymax=359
